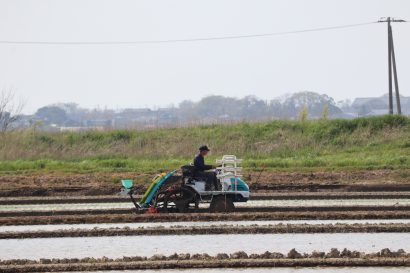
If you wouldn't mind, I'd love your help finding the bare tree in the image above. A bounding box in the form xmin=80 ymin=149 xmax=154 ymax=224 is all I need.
xmin=321 ymin=104 xmax=330 ymax=120
xmin=298 ymin=105 xmax=309 ymax=122
xmin=0 ymin=90 xmax=24 ymax=132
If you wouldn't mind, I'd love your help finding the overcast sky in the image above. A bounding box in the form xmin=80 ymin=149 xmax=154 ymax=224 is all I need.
xmin=0 ymin=0 xmax=409 ymax=113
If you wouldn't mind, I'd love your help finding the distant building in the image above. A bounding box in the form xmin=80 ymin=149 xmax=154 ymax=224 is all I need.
xmin=60 ymin=126 xmax=104 ymax=132
xmin=352 ymin=94 xmax=410 ymax=116
xmin=84 ymin=119 xmax=113 ymax=128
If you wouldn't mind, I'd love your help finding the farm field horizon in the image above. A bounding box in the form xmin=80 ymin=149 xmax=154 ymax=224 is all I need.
xmin=2 ymin=1 xmax=410 ymax=271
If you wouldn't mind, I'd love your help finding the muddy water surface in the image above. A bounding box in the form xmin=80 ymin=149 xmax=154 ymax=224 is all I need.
xmin=1 ymin=219 xmax=410 ymax=233
xmin=1 ymin=199 xmax=410 ymax=212
xmin=1 ymin=233 xmax=409 ymax=260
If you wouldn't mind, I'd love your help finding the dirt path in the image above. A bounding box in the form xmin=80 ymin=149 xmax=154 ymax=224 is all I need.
xmin=1 ymin=169 xmax=409 ymax=197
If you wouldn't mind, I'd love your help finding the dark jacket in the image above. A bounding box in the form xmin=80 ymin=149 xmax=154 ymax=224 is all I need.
xmin=193 ymin=154 xmax=213 ymax=172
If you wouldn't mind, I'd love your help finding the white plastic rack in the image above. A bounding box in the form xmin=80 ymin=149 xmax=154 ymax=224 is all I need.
xmin=216 ymin=155 xmax=243 ymax=179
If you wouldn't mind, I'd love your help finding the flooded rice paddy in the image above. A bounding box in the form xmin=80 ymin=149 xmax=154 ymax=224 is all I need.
xmin=1 ymin=233 xmax=408 ymax=260
xmin=1 ymin=192 xmax=409 ymax=271
xmin=1 ymin=219 xmax=410 ymax=233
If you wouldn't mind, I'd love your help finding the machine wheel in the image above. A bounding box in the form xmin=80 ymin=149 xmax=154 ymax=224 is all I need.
xmin=157 ymin=186 xmax=195 ymax=213
xmin=209 ymin=196 xmax=235 ymax=213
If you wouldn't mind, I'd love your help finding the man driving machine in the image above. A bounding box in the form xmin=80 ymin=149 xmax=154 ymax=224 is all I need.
xmin=193 ymin=145 xmax=220 ymax=190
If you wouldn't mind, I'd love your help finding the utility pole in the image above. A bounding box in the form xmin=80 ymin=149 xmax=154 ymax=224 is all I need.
xmin=387 ymin=17 xmax=393 ymax=114
xmin=378 ymin=17 xmax=405 ymax=114
xmin=390 ymin=26 xmax=402 ymax=114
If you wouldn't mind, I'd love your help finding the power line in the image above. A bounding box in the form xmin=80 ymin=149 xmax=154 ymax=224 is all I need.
xmin=0 ymin=21 xmax=379 ymax=45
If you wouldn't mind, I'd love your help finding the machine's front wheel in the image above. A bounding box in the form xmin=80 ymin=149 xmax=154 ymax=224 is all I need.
xmin=209 ymin=196 xmax=235 ymax=213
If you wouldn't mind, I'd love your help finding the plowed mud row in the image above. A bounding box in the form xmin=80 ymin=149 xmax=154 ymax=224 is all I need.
xmin=2 ymin=223 xmax=410 ymax=239
xmin=2 ymin=192 xmax=410 ymax=205
xmin=2 ymin=211 xmax=410 ymax=226
xmin=1 ymin=249 xmax=409 ymax=272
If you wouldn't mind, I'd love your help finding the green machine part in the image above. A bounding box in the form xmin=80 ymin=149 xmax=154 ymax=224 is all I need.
xmin=139 ymin=173 xmax=166 ymax=205
xmin=121 ymin=179 xmax=134 ymax=189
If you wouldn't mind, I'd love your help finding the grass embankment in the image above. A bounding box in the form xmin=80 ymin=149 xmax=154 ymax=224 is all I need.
xmin=0 ymin=115 xmax=409 ymax=174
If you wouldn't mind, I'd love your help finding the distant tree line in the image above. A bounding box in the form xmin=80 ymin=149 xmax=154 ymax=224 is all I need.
xmin=11 ymin=91 xmax=409 ymax=130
